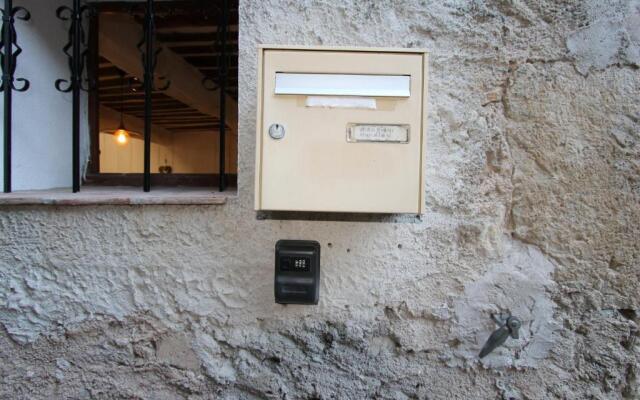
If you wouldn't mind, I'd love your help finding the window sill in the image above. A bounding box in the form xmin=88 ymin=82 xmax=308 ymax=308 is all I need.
xmin=0 ymin=186 xmax=233 ymax=206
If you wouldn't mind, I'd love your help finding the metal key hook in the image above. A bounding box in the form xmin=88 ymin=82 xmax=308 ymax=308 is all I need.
xmin=479 ymin=313 xmax=521 ymax=358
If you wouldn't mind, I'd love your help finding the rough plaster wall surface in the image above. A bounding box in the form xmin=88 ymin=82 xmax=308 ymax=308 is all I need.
xmin=0 ymin=0 xmax=639 ymax=399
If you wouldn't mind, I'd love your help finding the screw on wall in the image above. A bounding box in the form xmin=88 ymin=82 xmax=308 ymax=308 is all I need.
xmin=479 ymin=313 xmax=521 ymax=358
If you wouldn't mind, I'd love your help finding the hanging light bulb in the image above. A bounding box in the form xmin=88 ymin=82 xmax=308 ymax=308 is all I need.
xmin=114 ymin=124 xmax=130 ymax=145
xmin=114 ymin=71 xmax=131 ymax=145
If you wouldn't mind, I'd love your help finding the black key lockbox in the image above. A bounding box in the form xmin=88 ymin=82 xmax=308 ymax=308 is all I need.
xmin=274 ymin=240 xmax=320 ymax=305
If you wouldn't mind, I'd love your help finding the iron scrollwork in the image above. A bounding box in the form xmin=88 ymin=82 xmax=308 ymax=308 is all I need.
xmin=202 ymin=4 xmax=227 ymax=93
xmin=137 ymin=0 xmax=170 ymax=92
xmin=0 ymin=4 xmax=30 ymax=93
xmin=55 ymin=2 xmax=93 ymax=93
xmin=202 ymin=25 xmax=226 ymax=92
xmin=201 ymin=19 xmax=222 ymax=93
xmin=55 ymin=0 xmax=93 ymax=193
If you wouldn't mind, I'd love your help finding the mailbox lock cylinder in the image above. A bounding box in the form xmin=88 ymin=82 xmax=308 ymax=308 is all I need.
xmin=268 ymin=123 xmax=285 ymax=140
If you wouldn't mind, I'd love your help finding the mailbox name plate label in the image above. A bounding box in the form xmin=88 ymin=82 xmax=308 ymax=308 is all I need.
xmin=347 ymin=124 xmax=409 ymax=143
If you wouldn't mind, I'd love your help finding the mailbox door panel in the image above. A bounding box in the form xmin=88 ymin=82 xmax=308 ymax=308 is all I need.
xmin=258 ymin=50 xmax=424 ymax=213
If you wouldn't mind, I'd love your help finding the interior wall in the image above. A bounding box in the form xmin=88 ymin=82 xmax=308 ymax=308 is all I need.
xmin=99 ymin=132 xmax=165 ymax=173
xmin=99 ymin=131 xmax=237 ymax=174
xmin=172 ymin=131 xmax=237 ymax=174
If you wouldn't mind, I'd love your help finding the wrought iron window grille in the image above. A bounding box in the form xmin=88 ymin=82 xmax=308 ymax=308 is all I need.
xmin=55 ymin=0 xmax=94 ymax=193
xmin=1 ymin=0 xmax=30 ymax=193
xmin=137 ymin=0 xmax=171 ymax=192
xmin=2 ymin=0 xmax=234 ymax=194
xmin=201 ymin=0 xmax=229 ymax=192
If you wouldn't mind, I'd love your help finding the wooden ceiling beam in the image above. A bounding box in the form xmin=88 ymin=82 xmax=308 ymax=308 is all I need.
xmin=99 ymin=91 xmax=175 ymax=98
xmin=156 ymin=118 xmax=217 ymax=124
xmin=163 ymin=126 xmax=220 ymax=132
xmin=155 ymin=24 xmax=239 ymax=33
xmin=98 ymin=77 xmax=141 ymax=87
xmin=161 ymin=115 xmax=217 ymax=121
xmin=154 ymin=19 xmax=239 ymax=30
xmin=119 ymin=105 xmax=195 ymax=113
xmin=182 ymin=55 xmax=238 ymax=68
xmin=133 ymin=110 xmax=207 ymax=117
xmin=94 ymin=1 xmax=238 ymax=17
xmin=169 ymin=126 xmax=221 ymax=133
xmin=167 ymin=45 xmax=239 ymax=57
xmin=152 ymin=116 xmax=216 ymax=122
xmin=156 ymin=32 xmax=238 ymax=43
xmin=100 ymin=13 xmax=238 ymax=131
xmin=100 ymin=92 xmax=185 ymax=101
xmin=98 ymin=86 xmax=144 ymax=96
xmin=99 ymin=94 xmax=184 ymax=102
xmin=98 ymin=65 xmax=123 ymax=77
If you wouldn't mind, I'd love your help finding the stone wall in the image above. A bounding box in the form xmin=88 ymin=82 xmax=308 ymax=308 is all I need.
xmin=1 ymin=0 xmax=638 ymax=398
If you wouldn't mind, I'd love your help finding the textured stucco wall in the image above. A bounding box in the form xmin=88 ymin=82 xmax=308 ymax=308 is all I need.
xmin=1 ymin=0 xmax=639 ymax=399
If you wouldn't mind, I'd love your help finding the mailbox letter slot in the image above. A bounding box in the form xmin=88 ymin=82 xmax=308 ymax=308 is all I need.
xmin=274 ymin=73 xmax=411 ymax=97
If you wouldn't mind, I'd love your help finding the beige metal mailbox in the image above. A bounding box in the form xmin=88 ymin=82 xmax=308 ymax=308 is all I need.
xmin=255 ymin=46 xmax=429 ymax=214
